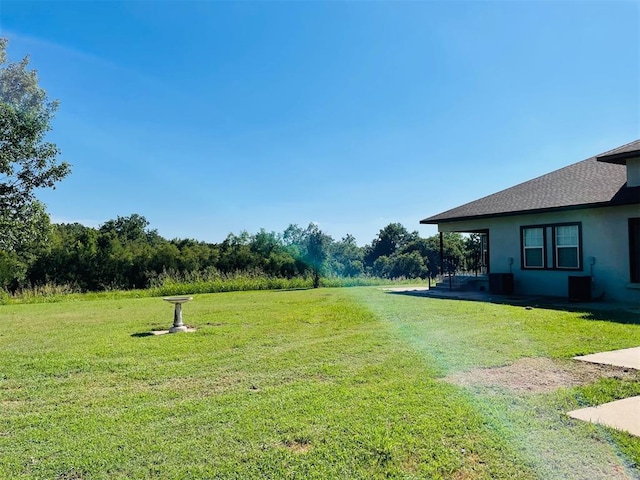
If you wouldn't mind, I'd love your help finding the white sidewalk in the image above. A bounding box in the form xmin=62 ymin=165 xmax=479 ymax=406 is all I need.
xmin=574 ymin=346 xmax=640 ymax=370
xmin=568 ymin=347 xmax=640 ymax=437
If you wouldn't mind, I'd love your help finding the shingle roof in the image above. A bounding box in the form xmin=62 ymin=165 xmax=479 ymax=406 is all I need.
xmin=421 ymin=141 xmax=640 ymax=225
xmin=596 ymin=139 xmax=640 ymax=164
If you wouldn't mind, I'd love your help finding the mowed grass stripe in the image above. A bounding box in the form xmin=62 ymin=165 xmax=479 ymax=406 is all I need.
xmin=345 ymin=289 xmax=640 ymax=479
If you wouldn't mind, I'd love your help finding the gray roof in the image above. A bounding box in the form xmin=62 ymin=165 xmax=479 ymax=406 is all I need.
xmin=421 ymin=140 xmax=640 ymax=225
xmin=596 ymin=139 xmax=640 ymax=164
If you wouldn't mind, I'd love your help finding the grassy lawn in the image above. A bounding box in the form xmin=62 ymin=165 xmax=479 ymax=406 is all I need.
xmin=1 ymin=287 xmax=639 ymax=479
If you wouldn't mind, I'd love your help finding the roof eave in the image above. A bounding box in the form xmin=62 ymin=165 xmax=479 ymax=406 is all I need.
xmin=420 ymin=199 xmax=637 ymax=225
xmin=596 ymin=150 xmax=640 ymax=165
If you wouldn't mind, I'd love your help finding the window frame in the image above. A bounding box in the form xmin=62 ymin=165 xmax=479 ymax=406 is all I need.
xmin=552 ymin=223 xmax=582 ymax=270
xmin=520 ymin=222 xmax=583 ymax=271
xmin=521 ymin=226 xmax=546 ymax=269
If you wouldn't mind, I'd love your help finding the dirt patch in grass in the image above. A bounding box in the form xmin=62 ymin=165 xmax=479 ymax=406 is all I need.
xmin=443 ymin=357 xmax=639 ymax=393
xmin=281 ymin=439 xmax=312 ymax=454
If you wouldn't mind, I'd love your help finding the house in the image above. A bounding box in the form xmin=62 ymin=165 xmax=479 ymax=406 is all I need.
xmin=420 ymin=140 xmax=640 ymax=304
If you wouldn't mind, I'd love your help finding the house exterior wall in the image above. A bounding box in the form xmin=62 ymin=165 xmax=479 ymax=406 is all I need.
xmin=437 ymin=205 xmax=640 ymax=303
xmin=627 ymin=157 xmax=640 ymax=187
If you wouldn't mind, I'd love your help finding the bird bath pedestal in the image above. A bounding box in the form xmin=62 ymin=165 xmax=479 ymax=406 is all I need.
xmin=163 ymin=296 xmax=193 ymax=333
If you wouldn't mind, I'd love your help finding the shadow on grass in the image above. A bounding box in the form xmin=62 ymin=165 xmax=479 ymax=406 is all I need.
xmin=131 ymin=332 xmax=154 ymax=338
xmin=386 ymin=290 xmax=640 ymax=325
xmin=579 ymin=310 xmax=640 ymax=325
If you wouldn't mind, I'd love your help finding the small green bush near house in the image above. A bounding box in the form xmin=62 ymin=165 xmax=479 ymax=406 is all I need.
xmin=0 ymin=287 xmax=638 ymax=479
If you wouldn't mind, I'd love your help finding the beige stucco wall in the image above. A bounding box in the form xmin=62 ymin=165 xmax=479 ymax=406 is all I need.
xmin=438 ymin=205 xmax=640 ymax=304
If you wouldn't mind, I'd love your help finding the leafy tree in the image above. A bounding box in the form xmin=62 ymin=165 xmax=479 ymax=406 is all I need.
xmin=302 ymin=223 xmax=332 ymax=288
xmin=249 ymin=229 xmax=296 ymax=276
xmin=396 ymin=238 xmax=431 ymax=279
xmin=250 ymin=229 xmax=280 ymax=258
xmin=392 ymin=251 xmax=428 ymax=278
xmin=0 ymin=38 xmax=70 ymax=252
xmin=173 ymin=238 xmax=218 ymax=273
xmin=282 ymin=224 xmax=305 ymax=248
xmin=0 ymin=200 xmax=51 ymax=290
xmin=423 ymin=232 xmax=467 ymax=276
xmin=99 ymin=214 xmax=152 ymax=243
xmin=93 ymin=215 xmax=157 ymax=289
xmin=0 ymin=249 xmax=25 ymax=291
xmin=442 ymin=232 xmax=466 ymax=274
xmin=27 ymin=223 xmax=96 ymax=290
xmin=330 ymin=234 xmax=364 ymax=277
xmin=365 ymin=223 xmax=418 ymax=268
xmin=464 ymin=233 xmax=482 ymax=275
xmin=374 ymin=251 xmax=428 ymax=279
xmin=149 ymin=242 xmax=180 ymax=276
xmin=372 ymin=255 xmax=391 ymax=278
xmin=281 ymin=224 xmax=309 ymax=277
xmin=283 ymin=223 xmax=333 ymax=287
xmin=218 ymin=231 xmax=257 ymax=272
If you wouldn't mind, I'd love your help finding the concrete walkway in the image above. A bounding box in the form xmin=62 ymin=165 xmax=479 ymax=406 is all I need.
xmin=568 ymin=397 xmax=640 ymax=437
xmin=568 ymin=347 xmax=640 ymax=437
xmin=574 ymin=346 xmax=640 ymax=370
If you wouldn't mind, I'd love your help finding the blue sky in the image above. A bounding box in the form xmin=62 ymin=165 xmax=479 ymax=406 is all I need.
xmin=1 ymin=1 xmax=638 ymax=245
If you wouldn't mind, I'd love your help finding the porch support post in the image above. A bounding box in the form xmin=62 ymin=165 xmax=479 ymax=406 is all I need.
xmin=439 ymin=231 xmax=444 ymax=275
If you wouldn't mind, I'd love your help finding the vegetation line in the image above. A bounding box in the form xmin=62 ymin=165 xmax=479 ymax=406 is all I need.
xmin=0 ymin=273 xmax=419 ymax=305
xmin=3 ymin=214 xmax=479 ymax=301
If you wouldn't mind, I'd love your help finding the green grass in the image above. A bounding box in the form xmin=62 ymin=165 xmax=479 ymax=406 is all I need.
xmin=1 ymin=287 xmax=638 ymax=479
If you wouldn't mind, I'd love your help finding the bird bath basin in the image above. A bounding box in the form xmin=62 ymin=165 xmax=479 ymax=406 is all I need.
xmin=162 ymin=296 xmax=193 ymax=333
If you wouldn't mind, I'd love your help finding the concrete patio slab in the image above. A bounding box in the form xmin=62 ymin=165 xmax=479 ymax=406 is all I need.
xmin=569 ymin=347 xmax=640 ymax=437
xmin=574 ymin=346 xmax=640 ymax=370
xmin=568 ymin=396 xmax=640 ymax=437
xmin=381 ymin=286 xmax=430 ymax=293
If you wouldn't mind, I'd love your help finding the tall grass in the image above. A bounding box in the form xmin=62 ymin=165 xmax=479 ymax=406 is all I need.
xmin=0 ymin=270 xmax=424 ymax=305
xmin=148 ymin=270 xmax=314 ymax=296
xmin=2 ymin=282 xmax=81 ymax=304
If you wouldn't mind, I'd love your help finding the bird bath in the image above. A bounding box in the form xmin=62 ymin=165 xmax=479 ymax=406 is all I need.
xmin=162 ymin=296 xmax=193 ymax=333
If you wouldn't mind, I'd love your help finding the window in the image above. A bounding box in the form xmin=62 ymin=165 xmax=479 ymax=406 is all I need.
xmin=521 ymin=222 xmax=582 ymax=270
xmin=555 ymin=225 xmax=579 ymax=269
xmin=522 ymin=227 xmax=544 ymax=268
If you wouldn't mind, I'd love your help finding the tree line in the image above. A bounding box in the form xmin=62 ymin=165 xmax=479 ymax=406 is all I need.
xmin=0 ymin=214 xmax=481 ymax=292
